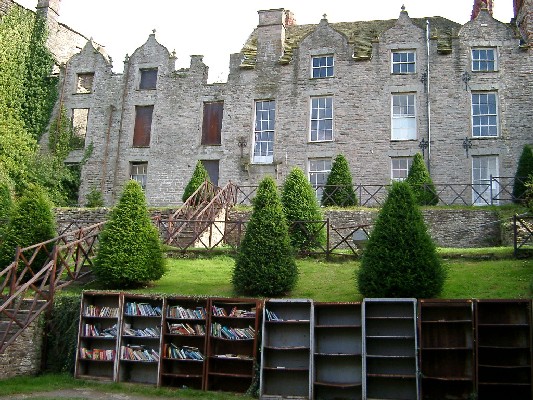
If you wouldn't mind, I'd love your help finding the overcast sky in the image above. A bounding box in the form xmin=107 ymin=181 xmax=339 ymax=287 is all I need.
xmin=15 ymin=1 xmax=515 ymax=82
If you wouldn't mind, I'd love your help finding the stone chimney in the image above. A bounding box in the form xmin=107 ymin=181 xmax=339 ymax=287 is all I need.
xmin=36 ymin=0 xmax=60 ymax=30
xmin=256 ymin=9 xmax=294 ymax=65
xmin=471 ymin=0 xmax=493 ymax=20
xmin=515 ymin=0 xmax=533 ymax=45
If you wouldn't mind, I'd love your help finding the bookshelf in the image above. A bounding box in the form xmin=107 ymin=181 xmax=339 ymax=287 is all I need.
xmin=160 ymin=296 xmax=209 ymax=390
xmin=205 ymin=297 xmax=261 ymax=393
xmin=475 ymin=299 xmax=532 ymax=400
xmin=313 ymin=302 xmax=362 ymax=400
xmin=117 ymin=294 xmax=163 ymax=385
xmin=362 ymin=298 xmax=419 ymax=400
xmin=418 ymin=299 xmax=475 ymax=400
xmin=75 ymin=291 xmax=121 ymax=381
xmin=260 ymin=299 xmax=313 ymax=400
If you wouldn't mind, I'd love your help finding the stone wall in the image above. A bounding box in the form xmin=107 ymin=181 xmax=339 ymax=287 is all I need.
xmin=0 ymin=317 xmax=43 ymax=379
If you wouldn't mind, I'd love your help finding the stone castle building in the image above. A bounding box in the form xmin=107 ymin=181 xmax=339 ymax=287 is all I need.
xmin=7 ymin=1 xmax=533 ymax=206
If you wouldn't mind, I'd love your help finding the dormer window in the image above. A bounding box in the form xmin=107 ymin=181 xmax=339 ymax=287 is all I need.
xmin=472 ymin=48 xmax=496 ymax=72
xmin=139 ymin=68 xmax=158 ymax=90
xmin=391 ymin=51 xmax=416 ymax=74
xmin=76 ymin=73 xmax=94 ymax=93
xmin=311 ymin=55 xmax=334 ymax=78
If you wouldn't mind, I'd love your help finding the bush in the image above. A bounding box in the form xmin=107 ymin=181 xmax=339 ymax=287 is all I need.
xmin=357 ymin=181 xmax=445 ymax=298
xmin=524 ymin=176 xmax=533 ymax=213
xmin=0 ymin=185 xmax=56 ymax=271
xmin=405 ymin=153 xmax=438 ymax=206
xmin=232 ymin=176 xmax=298 ymax=296
xmin=513 ymin=144 xmax=533 ymax=203
xmin=0 ymin=180 xmax=14 ymax=240
xmin=182 ymin=160 xmax=210 ymax=203
xmin=321 ymin=154 xmax=357 ymax=207
xmin=93 ymin=180 xmax=165 ymax=288
xmin=85 ymin=186 xmax=104 ymax=208
xmin=281 ymin=167 xmax=326 ymax=252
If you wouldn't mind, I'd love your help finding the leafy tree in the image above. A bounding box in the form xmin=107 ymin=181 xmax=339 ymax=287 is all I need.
xmin=321 ymin=154 xmax=357 ymax=207
xmin=281 ymin=167 xmax=325 ymax=252
xmin=357 ymin=181 xmax=445 ymax=298
xmin=405 ymin=153 xmax=438 ymax=206
xmin=182 ymin=161 xmax=210 ymax=203
xmin=0 ymin=185 xmax=56 ymax=271
xmin=232 ymin=176 xmax=298 ymax=296
xmin=93 ymin=180 xmax=165 ymax=288
xmin=513 ymin=144 xmax=533 ymax=203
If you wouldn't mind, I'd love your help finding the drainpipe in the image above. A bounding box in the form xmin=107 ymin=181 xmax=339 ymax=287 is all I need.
xmin=426 ymin=19 xmax=432 ymax=174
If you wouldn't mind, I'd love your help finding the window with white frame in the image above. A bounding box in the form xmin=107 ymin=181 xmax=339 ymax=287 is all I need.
xmin=310 ymin=96 xmax=333 ymax=142
xmin=471 ymin=92 xmax=498 ymax=137
xmin=312 ymin=55 xmax=334 ymax=78
xmin=309 ymin=158 xmax=332 ymax=200
xmin=472 ymin=48 xmax=496 ymax=72
xmin=472 ymin=155 xmax=499 ymax=205
xmin=391 ymin=157 xmax=412 ymax=181
xmin=392 ymin=50 xmax=416 ymax=74
xmin=253 ymin=100 xmax=275 ymax=163
xmin=391 ymin=94 xmax=416 ymax=140
xmin=130 ymin=162 xmax=148 ymax=190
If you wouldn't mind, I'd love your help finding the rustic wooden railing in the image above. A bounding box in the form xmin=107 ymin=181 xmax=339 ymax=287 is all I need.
xmin=0 ymin=222 xmax=104 ymax=354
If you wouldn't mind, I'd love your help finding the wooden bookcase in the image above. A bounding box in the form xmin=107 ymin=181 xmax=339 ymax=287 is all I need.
xmin=475 ymin=299 xmax=532 ymax=400
xmin=418 ymin=299 xmax=475 ymax=400
xmin=260 ymin=299 xmax=313 ymax=400
xmin=75 ymin=291 xmax=121 ymax=381
xmin=362 ymin=298 xmax=419 ymax=400
xmin=159 ymin=296 xmax=208 ymax=390
xmin=117 ymin=294 xmax=163 ymax=385
xmin=205 ymin=297 xmax=261 ymax=393
xmin=313 ymin=302 xmax=362 ymax=400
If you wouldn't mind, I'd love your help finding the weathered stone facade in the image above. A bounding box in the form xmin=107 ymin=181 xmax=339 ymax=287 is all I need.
xmin=50 ymin=3 xmax=532 ymax=208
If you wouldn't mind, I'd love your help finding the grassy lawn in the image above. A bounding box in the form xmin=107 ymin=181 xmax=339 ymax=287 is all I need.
xmin=79 ymin=250 xmax=533 ymax=301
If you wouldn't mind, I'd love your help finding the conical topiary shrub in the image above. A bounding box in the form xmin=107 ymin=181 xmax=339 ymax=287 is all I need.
xmin=405 ymin=153 xmax=438 ymax=206
xmin=93 ymin=180 xmax=165 ymax=288
xmin=182 ymin=161 xmax=210 ymax=203
xmin=357 ymin=181 xmax=445 ymax=298
xmin=513 ymin=144 xmax=533 ymax=204
xmin=281 ymin=167 xmax=326 ymax=252
xmin=321 ymin=154 xmax=357 ymax=207
xmin=232 ymin=176 xmax=298 ymax=296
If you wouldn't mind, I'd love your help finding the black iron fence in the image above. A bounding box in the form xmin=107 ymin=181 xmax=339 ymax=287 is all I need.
xmin=236 ymin=176 xmax=526 ymax=207
xmin=514 ymin=213 xmax=533 ymax=257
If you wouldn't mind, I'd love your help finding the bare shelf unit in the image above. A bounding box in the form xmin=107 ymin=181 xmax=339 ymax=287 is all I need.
xmin=260 ymin=299 xmax=313 ymax=400
xmin=363 ymin=298 xmax=419 ymax=400
xmin=313 ymin=302 xmax=362 ymax=400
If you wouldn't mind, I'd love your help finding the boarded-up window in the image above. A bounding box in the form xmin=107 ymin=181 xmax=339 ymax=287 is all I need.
xmin=133 ymin=105 xmax=153 ymax=147
xmin=139 ymin=68 xmax=158 ymax=90
xmin=71 ymin=108 xmax=89 ymax=149
xmin=201 ymin=102 xmax=223 ymax=145
xmin=76 ymin=73 xmax=94 ymax=93
xmin=201 ymin=160 xmax=219 ymax=186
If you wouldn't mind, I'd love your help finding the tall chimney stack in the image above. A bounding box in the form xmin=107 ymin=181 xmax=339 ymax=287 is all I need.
xmin=471 ymin=0 xmax=493 ymax=20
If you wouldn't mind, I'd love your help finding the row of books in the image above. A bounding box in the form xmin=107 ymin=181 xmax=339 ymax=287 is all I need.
xmin=167 ymin=305 xmax=207 ymax=320
xmin=83 ymin=305 xmax=119 ymax=318
xmin=120 ymin=345 xmax=160 ymax=362
xmin=211 ymin=305 xmax=256 ymax=318
xmin=123 ymin=325 xmax=160 ymax=337
xmin=124 ymin=302 xmax=162 ymax=317
xmin=210 ymin=323 xmax=255 ymax=340
xmin=265 ymin=309 xmax=282 ymax=321
xmin=168 ymin=322 xmax=205 ymax=336
xmin=82 ymin=323 xmax=118 ymax=337
xmin=79 ymin=347 xmax=116 ymax=361
xmin=164 ymin=343 xmax=204 ymax=360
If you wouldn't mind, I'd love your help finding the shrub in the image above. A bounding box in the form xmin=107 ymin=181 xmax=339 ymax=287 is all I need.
xmin=525 ymin=176 xmax=533 ymax=213
xmin=405 ymin=153 xmax=438 ymax=206
xmin=0 ymin=180 xmax=14 ymax=240
xmin=513 ymin=144 xmax=533 ymax=203
xmin=85 ymin=187 xmax=104 ymax=208
xmin=357 ymin=181 xmax=445 ymax=298
xmin=0 ymin=184 xmax=56 ymax=271
xmin=232 ymin=176 xmax=298 ymax=296
xmin=281 ymin=167 xmax=326 ymax=252
xmin=182 ymin=160 xmax=210 ymax=203
xmin=321 ymin=154 xmax=357 ymax=207
xmin=93 ymin=180 xmax=165 ymax=288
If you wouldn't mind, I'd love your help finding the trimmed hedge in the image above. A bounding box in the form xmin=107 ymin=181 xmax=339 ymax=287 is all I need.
xmin=513 ymin=144 xmax=533 ymax=203
xmin=405 ymin=153 xmax=438 ymax=206
xmin=321 ymin=154 xmax=357 ymax=207
xmin=182 ymin=160 xmax=210 ymax=203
